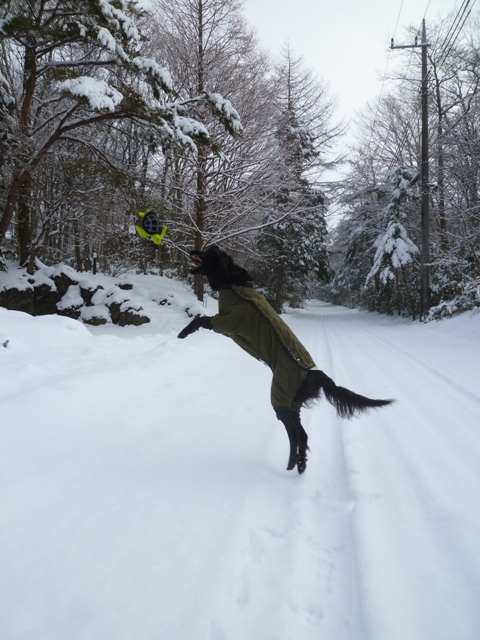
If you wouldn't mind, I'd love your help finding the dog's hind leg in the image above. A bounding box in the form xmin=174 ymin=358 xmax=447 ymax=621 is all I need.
xmin=286 ymin=427 xmax=299 ymax=471
xmin=275 ymin=408 xmax=298 ymax=469
xmin=295 ymin=418 xmax=309 ymax=474
xmin=290 ymin=413 xmax=308 ymax=474
xmin=275 ymin=408 xmax=309 ymax=474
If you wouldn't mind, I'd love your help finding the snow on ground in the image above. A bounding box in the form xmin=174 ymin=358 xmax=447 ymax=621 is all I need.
xmin=1 ymin=277 xmax=480 ymax=640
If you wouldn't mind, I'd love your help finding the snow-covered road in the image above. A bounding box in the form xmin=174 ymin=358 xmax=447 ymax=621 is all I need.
xmin=288 ymin=303 xmax=480 ymax=640
xmin=1 ymin=297 xmax=479 ymax=640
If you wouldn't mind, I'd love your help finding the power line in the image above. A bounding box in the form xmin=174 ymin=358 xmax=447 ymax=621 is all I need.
xmin=385 ymin=61 xmax=428 ymax=175
xmin=436 ymin=0 xmax=468 ymax=51
xmin=364 ymin=0 xmax=406 ymax=156
xmin=376 ymin=0 xmax=431 ymax=164
xmin=353 ymin=0 xmax=476 ymax=192
xmin=423 ymin=0 xmax=433 ymax=19
xmin=438 ymin=3 xmax=475 ymax=65
xmin=371 ymin=16 xmax=427 ymax=172
xmin=433 ymin=0 xmax=475 ymax=68
xmin=385 ymin=0 xmax=477 ymax=174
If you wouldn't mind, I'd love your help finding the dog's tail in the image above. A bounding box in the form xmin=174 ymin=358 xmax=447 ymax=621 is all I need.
xmin=294 ymin=369 xmax=393 ymax=419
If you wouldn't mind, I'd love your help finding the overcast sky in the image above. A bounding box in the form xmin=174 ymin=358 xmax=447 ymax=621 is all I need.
xmin=243 ymin=0 xmax=471 ymax=131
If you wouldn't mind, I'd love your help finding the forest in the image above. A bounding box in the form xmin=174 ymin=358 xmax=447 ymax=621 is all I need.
xmin=1 ymin=0 xmax=479 ymax=319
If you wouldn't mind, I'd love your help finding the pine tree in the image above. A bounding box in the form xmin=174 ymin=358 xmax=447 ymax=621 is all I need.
xmin=366 ymin=167 xmax=419 ymax=316
xmin=254 ymin=46 xmax=339 ymax=311
xmin=256 ymin=185 xmax=332 ymax=310
xmin=328 ymin=185 xmax=388 ymax=309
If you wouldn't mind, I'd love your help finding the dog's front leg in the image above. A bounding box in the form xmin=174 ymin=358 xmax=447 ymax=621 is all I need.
xmin=178 ymin=316 xmax=212 ymax=339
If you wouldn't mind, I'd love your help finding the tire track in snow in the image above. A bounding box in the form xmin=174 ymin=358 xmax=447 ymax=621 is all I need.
xmin=312 ymin=303 xmax=480 ymax=640
xmin=276 ymin=309 xmax=368 ymax=639
xmin=323 ymin=307 xmax=480 ymax=486
xmin=357 ymin=325 xmax=480 ymax=405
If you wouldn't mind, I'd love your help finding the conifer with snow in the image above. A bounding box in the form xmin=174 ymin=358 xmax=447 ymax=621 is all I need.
xmin=254 ymin=46 xmax=340 ymax=310
xmin=366 ymin=166 xmax=419 ymax=316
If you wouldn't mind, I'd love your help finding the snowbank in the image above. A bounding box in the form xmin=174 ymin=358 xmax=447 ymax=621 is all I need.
xmin=0 ymin=262 xmax=210 ymax=331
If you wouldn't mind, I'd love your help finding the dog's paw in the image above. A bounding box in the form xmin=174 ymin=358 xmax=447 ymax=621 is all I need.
xmin=178 ymin=316 xmax=213 ymax=339
xmin=296 ymin=447 xmax=308 ymax=474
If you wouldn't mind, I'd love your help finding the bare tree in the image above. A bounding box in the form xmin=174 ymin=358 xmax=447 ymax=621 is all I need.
xmin=146 ymin=0 xmax=278 ymax=298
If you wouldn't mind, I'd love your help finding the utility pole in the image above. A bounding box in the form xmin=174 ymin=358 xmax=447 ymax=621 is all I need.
xmin=391 ymin=19 xmax=430 ymax=318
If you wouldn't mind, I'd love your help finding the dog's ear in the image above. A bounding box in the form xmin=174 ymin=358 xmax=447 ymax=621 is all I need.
xmin=206 ymin=246 xmax=233 ymax=273
xmin=205 ymin=246 xmax=223 ymax=261
xmin=190 ymin=245 xmax=250 ymax=290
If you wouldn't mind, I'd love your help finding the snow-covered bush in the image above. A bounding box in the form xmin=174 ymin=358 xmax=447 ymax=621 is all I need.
xmin=426 ymin=278 xmax=480 ymax=321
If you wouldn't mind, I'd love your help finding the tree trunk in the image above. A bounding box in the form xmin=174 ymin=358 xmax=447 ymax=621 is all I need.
xmin=433 ymin=65 xmax=448 ymax=253
xmin=0 ymin=42 xmax=38 ymax=260
xmin=17 ymin=173 xmax=33 ymax=267
xmin=73 ymin=219 xmax=82 ymax=271
xmin=194 ymin=147 xmax=206 ymax=301
xmin=0 ymin=165 xmax=23 ymax=247
xmin=273 ymin=261 xmax=285 ymax=313
xmin=194 ymin=0 xmax=206 ymax=302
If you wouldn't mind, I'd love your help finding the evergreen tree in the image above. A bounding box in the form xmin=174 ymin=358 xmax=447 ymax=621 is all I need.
xmin=256 ymin=185 xmax=332 ymax=311
xmin=254 ymin=46 xmax=339 ymax=310
xmin=328 ymin=185 xmax=388 ymax=309
xmin=366 ymin=167 xmax=419 ymax=316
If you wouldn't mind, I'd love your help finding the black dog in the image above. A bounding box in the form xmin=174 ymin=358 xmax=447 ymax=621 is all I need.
xmin=179 ymin=246 xmax=392 ymax=474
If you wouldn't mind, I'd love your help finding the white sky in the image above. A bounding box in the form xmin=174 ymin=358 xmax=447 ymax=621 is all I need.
xmin=243 ymin=0 xmax=470 ymax=132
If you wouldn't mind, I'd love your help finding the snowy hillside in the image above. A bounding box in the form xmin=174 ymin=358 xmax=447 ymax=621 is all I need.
xmin=1 ymin=276 xmax=480 ymax=640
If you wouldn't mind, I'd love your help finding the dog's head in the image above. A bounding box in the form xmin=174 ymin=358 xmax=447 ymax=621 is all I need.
xmin=189 ymin=246 xmax=231 ymax=277
xmin=189 ymin=246 xmax=253 ymax=291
